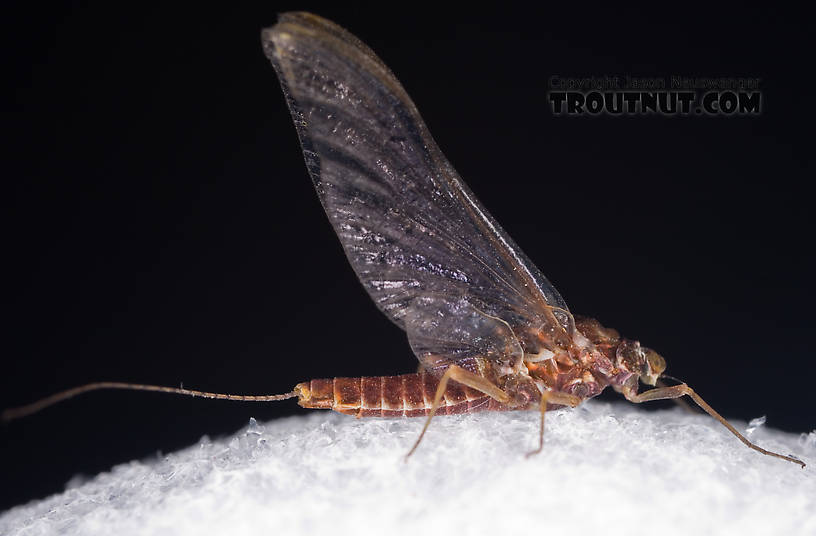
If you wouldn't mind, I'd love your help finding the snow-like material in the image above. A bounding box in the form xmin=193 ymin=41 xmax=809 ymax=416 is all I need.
xmin=2 ymin=401 xmax=814 ymax=536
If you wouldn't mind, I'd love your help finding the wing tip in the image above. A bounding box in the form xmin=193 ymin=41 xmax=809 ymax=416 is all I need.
xmin=260 ymin=11 xmax=341 ymax=53
xmin=260 ymin=12 xmax=390 ymax=75
xmin=260 ymin=13 xmax=306 ymax=62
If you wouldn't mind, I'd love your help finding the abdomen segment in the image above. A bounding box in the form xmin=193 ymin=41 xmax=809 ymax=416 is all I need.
xmin=294 ymin=370 xmax=504 ymax=417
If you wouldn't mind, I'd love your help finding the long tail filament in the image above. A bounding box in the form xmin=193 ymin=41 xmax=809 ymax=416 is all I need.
xmin=2 ymin=382 xmax=298 ymax=422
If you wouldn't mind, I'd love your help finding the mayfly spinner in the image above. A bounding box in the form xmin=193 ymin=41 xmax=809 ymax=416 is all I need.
xmin=3 ymin=12 xmax=803 ymax=467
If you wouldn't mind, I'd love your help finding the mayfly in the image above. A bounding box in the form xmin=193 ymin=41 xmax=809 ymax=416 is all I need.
xmin=2 ymin=12 xmax=803 ymax=467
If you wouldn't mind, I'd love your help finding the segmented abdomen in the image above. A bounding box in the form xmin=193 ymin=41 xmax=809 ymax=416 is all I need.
xmin=294 ymin=370 xmax=506 ymax=417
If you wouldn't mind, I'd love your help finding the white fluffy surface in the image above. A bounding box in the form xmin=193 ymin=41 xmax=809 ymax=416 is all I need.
xmin=2 ymin=401 xmax=814 ymax=536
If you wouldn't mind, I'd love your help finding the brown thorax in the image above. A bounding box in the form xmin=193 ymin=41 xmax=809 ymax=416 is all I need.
xmin=520 ymin=315 xmax=667 ymax=405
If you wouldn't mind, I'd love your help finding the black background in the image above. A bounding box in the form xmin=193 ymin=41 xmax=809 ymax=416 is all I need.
xmin=3 ymin=2 xmax=813 ymax=511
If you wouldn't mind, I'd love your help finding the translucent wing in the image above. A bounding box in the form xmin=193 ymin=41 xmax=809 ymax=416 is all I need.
xmin=262 ymin=13 xmax=568 ymax=359
xmin=405 ymin=294 xmax=523 ymax=375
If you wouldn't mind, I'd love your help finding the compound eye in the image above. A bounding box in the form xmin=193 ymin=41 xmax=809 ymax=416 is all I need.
xmin=640 ymin=348 xmax=666 ymax=386
xmin=645 ymin=349 xmax=666 ymax=376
